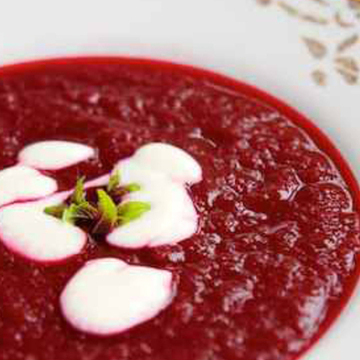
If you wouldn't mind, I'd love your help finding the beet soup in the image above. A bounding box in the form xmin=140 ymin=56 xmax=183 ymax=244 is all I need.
xmin=0 ymin=58 xmax=359 ymax=360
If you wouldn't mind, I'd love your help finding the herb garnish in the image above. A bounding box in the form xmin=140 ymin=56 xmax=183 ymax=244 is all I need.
xmin=44 ymin=171 xmax=150 ymax=236
xmin=94 ymin=189 xmax=118 ymax=233
xmin=118 ymin=201 xmax=151 ymax=225
xmin=107 ymin=170 xmax=121 ymax=193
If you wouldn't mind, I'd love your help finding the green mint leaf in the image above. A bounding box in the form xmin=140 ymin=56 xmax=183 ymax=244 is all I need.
xmin=97 ymin=189 xmax=118 ymax=227
xmin=78 ymin=201 xmax=98 ymax=219
xmin=62 ymin=203 xmax=95 ymax=224
xmin=107 ymin=170 xmax=121 ymax=193
xmin=44 ymin=204 xmax=67 ymax=218
xmin=71 ymin=177 xmax=86 ymax=204
xmin=124 ymin=183 xmax=141 ymax=193
xmin=62 ymin=204 xmax=79 ymax=224
xmin=118 ymin=201 xmax=151 ymax=224
xmin=44 ymin=172 xmax=148 ymax=236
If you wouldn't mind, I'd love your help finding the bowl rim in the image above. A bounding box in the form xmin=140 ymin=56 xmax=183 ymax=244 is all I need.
xmin=0 ymin=55 xmax=359 ymax=360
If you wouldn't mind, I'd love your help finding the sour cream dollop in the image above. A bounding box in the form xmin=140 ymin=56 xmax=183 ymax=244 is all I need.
xmin=60 ymin=258 xmax=173 ymax=335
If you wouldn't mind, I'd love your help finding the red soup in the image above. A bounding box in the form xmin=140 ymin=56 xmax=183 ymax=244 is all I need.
xmin=0 ymin=58 xmax=359 ymax=360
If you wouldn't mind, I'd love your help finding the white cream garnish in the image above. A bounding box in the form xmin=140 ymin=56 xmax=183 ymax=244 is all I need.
xmin=107 ymin=143 xmax=202 ymax=249
xmin=134 ymin=143 xmax=202 ymax=184
xmin=0 ymin=165 xmax=57 ymax=207
xmin=60 ymin=258 xmax=173 ymax=335
xmin=0 ymin=192 xmax=86 ymax=262
xmin=0 ymin=142 xmax=201 ymax=257
xmin=0 ymin=141 xmax=200 ymax=336
xmin=18 ymin=140 xmax=95 ymax=170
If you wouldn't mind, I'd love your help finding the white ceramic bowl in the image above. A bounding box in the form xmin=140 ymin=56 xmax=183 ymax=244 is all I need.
xmin=0 ymin=0 xmax=359 ymax=359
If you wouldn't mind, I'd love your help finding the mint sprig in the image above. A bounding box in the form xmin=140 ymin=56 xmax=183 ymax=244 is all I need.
xmin=44 ymin=171 xmax=150 ymax=237
xmin=62 ymin=204 xmax=80 ymax=224
xmin=124 ymin=183 xmax=141 ymax=193
xmin=118 ymin=201 xmax=151 ymax=224
xmin=107 ymin=170 xmax=121 ymax=193
xmin=97 ymin=189 xmax=118 ymax=227
xmin=71 ymin=176 xmax=86 ymax=204
xmin=44 ymin=204 xmax=67 ymax=218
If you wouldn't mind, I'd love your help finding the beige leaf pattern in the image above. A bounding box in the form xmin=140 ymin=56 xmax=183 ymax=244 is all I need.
xmin=255 ymin=0 xmax=360 ymax=87
xmin=311 ymin=69 xmax=327 ymax=86
xmin=337 ymin=34 xmax=359 ymax=53
xmin=303 ymin=37 xmax=327 ymax=59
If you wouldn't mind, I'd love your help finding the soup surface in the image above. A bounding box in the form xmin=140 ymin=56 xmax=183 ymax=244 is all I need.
xmin=0 ymin=58 xmax=359 ymax=360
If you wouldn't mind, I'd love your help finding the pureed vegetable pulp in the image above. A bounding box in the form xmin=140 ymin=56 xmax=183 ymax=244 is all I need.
xmin=0 ymin=58 xmax=359 ymax=360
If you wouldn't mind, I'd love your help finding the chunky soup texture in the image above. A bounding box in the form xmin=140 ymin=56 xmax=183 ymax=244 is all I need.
xmin=0 ymin=59 xmax=359 ymax=360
